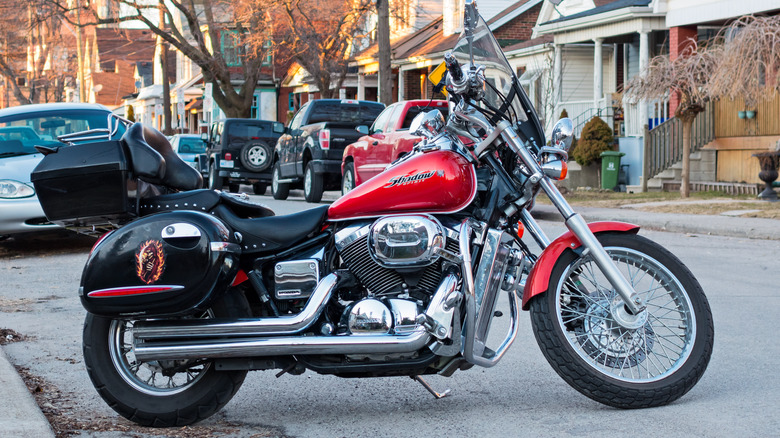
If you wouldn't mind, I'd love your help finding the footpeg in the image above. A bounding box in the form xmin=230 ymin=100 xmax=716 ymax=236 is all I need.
xmin=412 ymin=375 xmax=451 ymax=399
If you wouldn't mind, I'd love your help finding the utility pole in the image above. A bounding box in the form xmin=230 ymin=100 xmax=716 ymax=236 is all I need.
xmin=75 ymin=2 xmax=86 ymax=102
xmin=377 ymin=0 xmax=392 ymax=105
xmin=159 ymin=2 xmax=172 ymax=134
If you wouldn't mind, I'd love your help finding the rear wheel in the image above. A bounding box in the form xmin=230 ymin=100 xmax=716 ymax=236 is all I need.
xmin=228 ymin=183 xmax=241 ymax=193
xmin=82 ymin=289 xmax=252 ymax=427
xmin=341 ymin=162 xmax=356 ymax=196
xmin=529 ymin=233 xmax=713 ymax=408
xmin=303 ymin=162 xmax=324 ymax=203
xmin=252 ymin=182 xmax=267 ymax=195
xmin=271 ymin=161 xmax=289 ymax=200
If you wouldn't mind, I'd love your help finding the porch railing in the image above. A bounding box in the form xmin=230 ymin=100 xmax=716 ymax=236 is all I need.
xmin=624 ymin=98 xmax=670 ymax=137
xmin=643 ymin=101 xmax=715 ymax=186
xmin=555 ymin=98 xmax=610 ymax=137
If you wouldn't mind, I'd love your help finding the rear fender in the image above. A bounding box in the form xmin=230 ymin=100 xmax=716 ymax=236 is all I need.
xmin=521 ymin=221 xmax=639 ymax=310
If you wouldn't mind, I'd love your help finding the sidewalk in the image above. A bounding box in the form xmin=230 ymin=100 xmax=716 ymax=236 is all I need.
xmin=531 ymin=202 xmax=780 ymax=240
xmin=0 ymin=347 xmax=55 ymax=438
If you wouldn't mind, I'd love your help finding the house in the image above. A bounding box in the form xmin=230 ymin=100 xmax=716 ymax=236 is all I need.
xmin=534 ymin=0 xmax=780 ymax=191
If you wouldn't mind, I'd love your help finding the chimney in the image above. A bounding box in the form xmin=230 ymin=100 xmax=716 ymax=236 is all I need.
xmin=443 ymin=0 xmax=463 ymax=37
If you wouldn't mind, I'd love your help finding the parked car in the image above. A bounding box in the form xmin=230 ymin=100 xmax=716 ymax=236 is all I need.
xmin=341 ymin=100 xmax=449 ymax=195
xmin=202 ymin=118 xmax=285 ymax=195
xmin=0 ymin=103 xmax=123 ymax=238
xmin=170 ymin=133 xmax=208 ymax=181
xmin=273 ymin=99 xmax=385 ymax=202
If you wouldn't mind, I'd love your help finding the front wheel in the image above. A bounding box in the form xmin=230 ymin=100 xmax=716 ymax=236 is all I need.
xmin=208 ymin=162 xmax=223 ymax=190
xmin=529 ymin=232 xmax=713 ymax=408
xmin=82 ymin=289 xmax=252 ymax=427
xmin=303 ymin=161 xmax=324 ymax=203
xmin=271 ymin=161 xmax=289 ymax=200
xmin=341 ymin=162 xmax=355 ymax=196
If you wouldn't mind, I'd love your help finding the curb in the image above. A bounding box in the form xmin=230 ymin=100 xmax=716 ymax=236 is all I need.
xmin=0 ymin=346 xmax=55 ymax=437
xmin=531 ymin=204 xmax=780 ymax=240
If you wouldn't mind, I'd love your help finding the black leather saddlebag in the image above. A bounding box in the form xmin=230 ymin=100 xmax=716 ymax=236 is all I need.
xmin=79 ymin=211 xmax=241 ymax=317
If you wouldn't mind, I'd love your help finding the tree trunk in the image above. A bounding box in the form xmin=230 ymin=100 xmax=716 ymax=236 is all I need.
xmin=680 ymin=118 xmax=692 ymax=198
xmin=161 ymin=44 xmax=172 ymax=134
xmin=377 ymin=0 xmax=392 ymax=105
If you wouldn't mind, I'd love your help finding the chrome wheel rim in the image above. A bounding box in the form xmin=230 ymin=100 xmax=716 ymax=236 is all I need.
xmin=342 ymin=170 xmax=354 ymax=195
xmin=247 ymin=146 xmax=267 ymax=166
xmin=108 ymin=318 xmax=210 ymax=396
xmin=304 ymin=168 xmax=312 ymax=195
xmin=555 ymin=247 xmax=696 ymax=383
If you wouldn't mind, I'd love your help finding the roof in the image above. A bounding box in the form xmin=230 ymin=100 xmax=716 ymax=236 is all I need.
xmin=94 ymin=28 xmax=157 ymax=70
xmin=542 ymin=0 xmax=652 ymax=25
xmin=487 ymin=0 xmax=543 ymax=30
xmin=504 ymin=34 xmax=554 ymax=52
xmin=0 ymin=103 xmax=110 ymax=118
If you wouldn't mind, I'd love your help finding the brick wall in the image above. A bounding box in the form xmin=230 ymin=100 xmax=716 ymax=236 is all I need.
xmin=493 ymin=3 xmax=542 ymax=42
xmin=669 ymin=26 xmax=698 ymax=115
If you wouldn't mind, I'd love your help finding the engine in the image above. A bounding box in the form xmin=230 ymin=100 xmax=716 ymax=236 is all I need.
xmin=334 ymin=215 xmax=459 ymax=335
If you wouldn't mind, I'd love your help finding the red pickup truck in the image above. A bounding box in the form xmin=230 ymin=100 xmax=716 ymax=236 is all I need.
xmin=341 ymin=99 xmax=449 ymax=194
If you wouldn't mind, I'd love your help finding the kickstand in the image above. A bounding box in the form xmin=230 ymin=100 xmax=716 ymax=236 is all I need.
xmin=411 ymin=375 xmax=451 ymax=399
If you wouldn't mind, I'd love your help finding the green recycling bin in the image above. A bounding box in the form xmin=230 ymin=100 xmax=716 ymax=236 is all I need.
xmin=600 ymin=150 xmax=625 ymax=190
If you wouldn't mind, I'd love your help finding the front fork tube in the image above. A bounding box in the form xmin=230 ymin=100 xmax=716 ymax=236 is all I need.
xmin=539 ymin=178 xmax=646 ymax=314
xmin=498 ymin=122 xmax=645 ymax=315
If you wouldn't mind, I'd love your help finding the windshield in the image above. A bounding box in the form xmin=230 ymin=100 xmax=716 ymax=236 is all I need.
xmin=176 ymin=137 xmax=207 ymax=154
xmin=0 ymin=109 xmax=124 ymax=158
xmin=450 ymin=0 xmax=545 ymax=150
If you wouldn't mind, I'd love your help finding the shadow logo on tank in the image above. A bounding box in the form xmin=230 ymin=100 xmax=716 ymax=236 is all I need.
xmin=135 ymin=240 xmax=166 ymax=284
xmin=385 ymin=170 xmax=437 ymax=188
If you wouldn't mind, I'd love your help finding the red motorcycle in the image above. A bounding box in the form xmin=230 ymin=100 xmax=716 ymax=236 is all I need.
xmin=32 ymin=0 xmax=712 ymax=427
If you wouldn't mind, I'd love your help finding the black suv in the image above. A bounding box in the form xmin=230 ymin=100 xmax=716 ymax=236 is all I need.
xmin=202 ymin=118 xmax=285 ymax=194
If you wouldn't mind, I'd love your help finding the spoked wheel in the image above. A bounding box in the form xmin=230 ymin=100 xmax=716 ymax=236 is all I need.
xmin=530 ymin=232 xmax=713 ymax=408
xmin=83 ymin=290 xmax=252 ymax=426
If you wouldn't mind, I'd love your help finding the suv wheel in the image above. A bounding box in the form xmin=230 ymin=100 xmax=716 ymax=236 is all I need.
xmin=252 ymin=182 xmax=267 ymax=195
xmin=303 ymin=162 xmax=324 ymax=203
xmin=208 ymin=162 xmax=223 ymax=190
xmin=271 ymin=162 xmax=289 ymax=200
xmin=228 ymin=183 xmax=241 ymax=193
xmin=240 ymin=142 xmax=272 ymax=172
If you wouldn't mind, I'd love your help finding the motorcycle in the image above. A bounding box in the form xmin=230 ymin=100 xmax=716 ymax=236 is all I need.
xmin=32 ymin=0 xmax=713 ymax=427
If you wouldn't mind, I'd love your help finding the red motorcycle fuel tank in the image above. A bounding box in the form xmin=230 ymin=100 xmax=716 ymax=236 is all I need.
xmin=329 ymin=150 xmax=477 ymax=220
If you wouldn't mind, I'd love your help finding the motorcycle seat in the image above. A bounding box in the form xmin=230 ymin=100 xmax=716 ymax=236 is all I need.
xmin=121 ymin=123 xmax=203 ymax=191
xmin=213 ymin=204 xmax=329 ymax=254
xmin=140 ymin=189 xmax=275 ymax=219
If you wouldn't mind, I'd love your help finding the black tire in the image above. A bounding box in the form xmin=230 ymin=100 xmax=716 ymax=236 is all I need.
xmin=228 ymin=183 xmax=241 ymax=193
xmin=271 ymin=161 xmax=289 ymax=200
xmin=83 ymin=289 xmax=252 ymax=427
xmin=303 ymin=161 xmax=324 ymax=203
xmin=529 ymin=232 xmax=713 ymax=409
xmin=252 ymin=182 xmax=268 ymax=195
xmin=208 ymin=162 xmax=223 ymax=190
xmin=341 ymin=162 xmax=356 ymax=196
xmin=240 ymin=141 xmax=272 ymax=172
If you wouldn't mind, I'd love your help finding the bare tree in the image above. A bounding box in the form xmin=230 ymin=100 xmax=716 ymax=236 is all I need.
xmin=48 ymin=0 xmax=275 ymax=118
xmin=377 ymin=0 xmax=392 ymax=105
xmin=277 ymin=0 xmax=373 ymax=99
xmin=0 ymin=0 xmax=74 ymax=105
xmin=625 ymin=39 xmax=720 ymax=197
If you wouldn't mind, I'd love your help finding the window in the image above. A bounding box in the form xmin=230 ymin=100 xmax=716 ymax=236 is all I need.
xmin=308 ymin=102 xmax=385 ymax=125
xmin=370 ymin=104 xmax=395 ymax=134
xmin=251 ymin=94 xmax=260 ymax=119
xmin=400 ymin=105 xmax=450 ymax=130
xmin=221 ymin=30 xmax=242 ymax=67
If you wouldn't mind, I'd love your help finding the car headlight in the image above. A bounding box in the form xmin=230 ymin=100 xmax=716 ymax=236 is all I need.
xmin=0 ymin=180 xmax=35 ymax=198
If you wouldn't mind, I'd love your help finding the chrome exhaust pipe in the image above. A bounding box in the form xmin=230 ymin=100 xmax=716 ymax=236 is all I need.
xmin=133 ymin=273 xmax=339 ymax=340
xmin=133 ymin=329 xmax=432 ymax=361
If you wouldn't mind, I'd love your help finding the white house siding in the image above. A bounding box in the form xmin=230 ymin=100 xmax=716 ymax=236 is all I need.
xmin=665 ymin=0 xmax=780 ymax=27
xmin=560 ymin=46 xmax=614 ymax=103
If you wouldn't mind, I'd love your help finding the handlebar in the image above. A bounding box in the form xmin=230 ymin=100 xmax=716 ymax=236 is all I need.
xmin=444 ymin=52 xmax=463 ymax=82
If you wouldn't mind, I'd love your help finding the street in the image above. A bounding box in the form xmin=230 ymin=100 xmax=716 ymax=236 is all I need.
xmin=1 ymin=191 xmax=778 ymax=437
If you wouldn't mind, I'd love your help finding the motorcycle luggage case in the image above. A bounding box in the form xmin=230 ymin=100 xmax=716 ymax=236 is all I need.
xmin=30 ymin=140 xmax=137 ymax=227
xmin=80 ymin=211 xmax=240 ymax=317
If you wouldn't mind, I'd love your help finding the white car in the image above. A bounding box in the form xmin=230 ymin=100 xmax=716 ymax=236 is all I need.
xmin=169 ymin=134 xmax=208 ymax=179
xmin=0 ymin=103 xmax=122 ymax=237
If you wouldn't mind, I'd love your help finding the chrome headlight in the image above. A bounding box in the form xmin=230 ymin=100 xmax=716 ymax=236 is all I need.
xmin=369 ymin=215 xmax=445 ymax=268
xmin=0 ymin=180 xmax=35 ymax=198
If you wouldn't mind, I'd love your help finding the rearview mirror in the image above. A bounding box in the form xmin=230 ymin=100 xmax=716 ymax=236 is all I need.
xmin=273 ymin=122 xmax=285 ymax=134
xmin=356 ymin=125 xmax=369 ymax=135
xmin=550 ymin=118 xmax=573 ymax=151
xmin=200 ymin=132 xmax=208 ymax=141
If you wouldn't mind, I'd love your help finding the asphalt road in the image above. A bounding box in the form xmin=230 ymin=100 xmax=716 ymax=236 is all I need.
xmin=1 ymin=191 xmax=778 ymax=437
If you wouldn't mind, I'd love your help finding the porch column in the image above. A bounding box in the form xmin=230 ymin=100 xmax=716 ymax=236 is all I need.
xmin=398 ymin=69 xmax=405 ymax=101
xmin=593 ymin=38 xmax=603 ymax=103
xmin=638 ymin=31 xmax=650 ymax=131
xmin=639 ymin=30 xmax=650 ymax=191
xmin=553 ymin=43 xmax=562 ymax=106
xmin=357 ymin=74 xmax=366 ymax=101
xmin=339 ymin=88 xmax=346 ymax=99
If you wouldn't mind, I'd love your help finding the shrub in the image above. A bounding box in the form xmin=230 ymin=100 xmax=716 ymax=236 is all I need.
xmin=571 ymin=116 xmax=613 ymax=166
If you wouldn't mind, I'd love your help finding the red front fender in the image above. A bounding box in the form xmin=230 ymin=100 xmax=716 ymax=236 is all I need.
xmin=521 ymin=221 xmax=640 ymax=310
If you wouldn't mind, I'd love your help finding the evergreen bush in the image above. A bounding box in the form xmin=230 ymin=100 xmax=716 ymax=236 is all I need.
xmin=571 ymin=116 xmax=613 ymax=166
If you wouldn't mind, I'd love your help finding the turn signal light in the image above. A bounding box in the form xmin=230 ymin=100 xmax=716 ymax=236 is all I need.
xmin=541 ymin=160 xmax=568 ymax=180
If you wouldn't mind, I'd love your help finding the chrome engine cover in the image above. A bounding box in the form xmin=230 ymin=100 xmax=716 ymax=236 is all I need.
xmin=369 ymin=215 xmax=445 ymax=268
xmin=346 ymin=299 xmax=393 ymax=335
